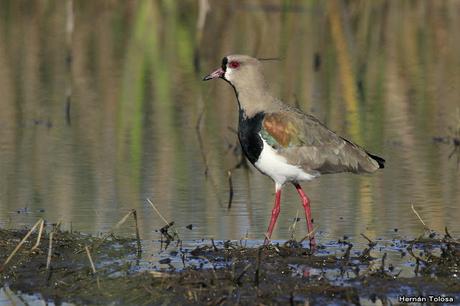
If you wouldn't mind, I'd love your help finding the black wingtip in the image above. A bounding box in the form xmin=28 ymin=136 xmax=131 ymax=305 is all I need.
xmin=367 ymin=152 xmax=385 ymax=169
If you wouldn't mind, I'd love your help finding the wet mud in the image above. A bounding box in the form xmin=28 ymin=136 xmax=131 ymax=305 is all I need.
xmin=1 ymin=227 xmax=459 ymax=305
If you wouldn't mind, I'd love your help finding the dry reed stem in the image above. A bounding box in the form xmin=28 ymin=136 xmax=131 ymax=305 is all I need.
xmin=85 ymin=245 xmax=100 ymax=289
xmin=195 ymin=107 xmax=209 ymax=176
xmin=360 ymin=233 xmax=376 ymax=245
xmin=132 ymin=209 xmax=142 ymax=256
xmin=254 ymin=247 xmax=263 ymax=286
xmin=149 ymin=271 xmax=177 ymax=278
xmin=3 ymin=286 xmax=16 ymax=306
xmin=98 ymin=210 xmax=134 ymax=243
xmin=288 ymin=210 xmax=300 ymax=239
xmin=31 ymin=219 xmax=45 ymax=250
xmin=411 ymin=204 xmax=429 ymax=230
xmin=85 ymin=246 xmax=97 ymax=273
xmin=227 ymin=170 xmax=234 ymax=209
xmin=299 ymin=226 xmax=319 ymax=244
xmin=147 ymin=198 xmax=181 ymax=241
xmin=86 ymin=210 xmax=136 ymax=254
xmin=146 ymin=198 xmax=170 ymax=226
xmin=114 ymin=210 xmax=135 ymax=229
xmin=1 ymin=218 xmax=44 ymax=271
xmin=263 ymin=233 xmax=271 ymax=245
xmin=236 ymin=264 xmax=252 ymax=283
xmin=46 ymin=232 xmax=54 ymax=270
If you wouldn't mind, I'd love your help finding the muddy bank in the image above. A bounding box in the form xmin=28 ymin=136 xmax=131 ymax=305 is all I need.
xmin=1 ymin=227 xmax=459 ymax=305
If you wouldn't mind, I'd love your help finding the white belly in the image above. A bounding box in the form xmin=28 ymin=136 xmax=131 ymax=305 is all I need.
xmin=254 ymin=138 xmax=318 ymax=186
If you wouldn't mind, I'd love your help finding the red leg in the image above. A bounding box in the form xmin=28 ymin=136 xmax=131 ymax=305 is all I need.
xmin=264 ymin=185 xmax=282 ymax=245
xmin=294 ymin=183 xmax=316 ymax=249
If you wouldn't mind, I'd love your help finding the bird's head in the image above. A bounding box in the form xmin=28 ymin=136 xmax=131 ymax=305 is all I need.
xmin=203 ymin=55 xmax=263 ymax=88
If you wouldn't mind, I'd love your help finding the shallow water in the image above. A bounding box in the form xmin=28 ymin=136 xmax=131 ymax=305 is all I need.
xmin=0 ymin=1 xmax=459 ymax=247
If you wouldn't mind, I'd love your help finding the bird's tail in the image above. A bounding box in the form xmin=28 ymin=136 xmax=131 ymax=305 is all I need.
xmin=367 ymin=152 xmax=385 ymax=169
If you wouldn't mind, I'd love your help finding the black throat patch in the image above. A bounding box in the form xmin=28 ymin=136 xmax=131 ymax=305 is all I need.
xmin=221 ymin=57 xmax=228 ymax=72
xmin=238 ymin=110 xmax=265 ymax=164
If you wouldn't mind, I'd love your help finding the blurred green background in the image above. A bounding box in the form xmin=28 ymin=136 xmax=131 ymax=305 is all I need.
xmin=0 ymin=0 xmax=459 ymax=243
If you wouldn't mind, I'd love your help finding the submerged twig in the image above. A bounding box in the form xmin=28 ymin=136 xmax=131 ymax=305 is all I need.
xmin=1 ymin=218 xmax=44 ymax=271
xmin=406 ymin=240 xmax=428 ymax=265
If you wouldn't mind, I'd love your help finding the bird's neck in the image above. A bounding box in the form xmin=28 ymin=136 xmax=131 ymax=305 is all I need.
xmin=230 ymin=79 xmax=279 ymax=118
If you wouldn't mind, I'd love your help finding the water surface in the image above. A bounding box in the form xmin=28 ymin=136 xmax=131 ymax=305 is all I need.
xmin=0 ymin=0 xmax=459 ymax=245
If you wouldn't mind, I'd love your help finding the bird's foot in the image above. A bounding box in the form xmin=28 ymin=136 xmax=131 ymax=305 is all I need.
xmin=263 ymin=234 xmax=271 ymax=246
xmin=309 ymin=238 xmax=317 ymax=253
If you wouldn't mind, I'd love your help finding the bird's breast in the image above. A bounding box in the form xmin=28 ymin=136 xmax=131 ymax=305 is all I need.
xmin=237 ymin=111 xmax=265 ymax=164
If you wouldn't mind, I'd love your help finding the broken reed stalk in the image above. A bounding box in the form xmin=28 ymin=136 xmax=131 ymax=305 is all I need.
xmin=263 ymin=233 xmax=271 ymax=245
xmin=85 ymin=246 xmax=97 ymax=273
xmin=227 ymin=170 xmax=234 ymax=209
xmin=234 ymin=264 xmax=252 ymax=285
xmin=46 ymin=232 xmax=54 ymax=270
xmin=3 ymin=286 xmax=15 ymax=305
xmin=211 ymin=238 xmax=218 ymax=251
xmin=360 ymin=233 xmax=376 ymax=246
xmin=194 ymin=106 xmax=224 ymax=207
xmin=146 ymin=198 xmax=180 ymax=239
xmin=53 ymin=220 xmax=62 ymax=233
xmin=289 ymin=210 xmax=300 ymax=239
xmin=46 ymin=220 xmax=63 ymax=269
xmin=131 ymin=209 xmax=142 ymax=256
xmin=85 ymin=245 xmax=100 ymax=289
xmin=1 ymin=218 xmax=44 ymax=271
xmin=380 ymin=253 xmax=387 ymax=273
xmin=239 ymin=230 xmax=249 ymax=248
xmin=254 ymin=247 xmax=263 ymax=286
xmin=411 ymin=204 xmax=429 ymax=230
xmin=114 ymin=210 xmax=135 ymax=229
xmin=88 ymin=210 xmax=138 ymax=253
xmin=31 ymin=219 xmax=45 ymax=250
xmin=342 ymin=242 xmax=353 ymax=263
xmin=444 ymin=226 xmax=453 ymax=239
xmin=299 ymin=226 xmax=319 ymax=244
xmin=195 ymin=106 xmax=209 ymax=176
xmin=146 ymin=198 xmax=170 ymax=226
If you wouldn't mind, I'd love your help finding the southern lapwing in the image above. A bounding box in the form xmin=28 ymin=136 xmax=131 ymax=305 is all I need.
xmin=203 ymin=55 xmax=385 ymax=248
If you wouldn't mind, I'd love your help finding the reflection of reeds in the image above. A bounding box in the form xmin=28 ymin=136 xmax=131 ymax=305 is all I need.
xmin=65 ymin=0 xmax=74 ymax=126
xmin=327 ymin=0 xmax=362 ymax=144
xmin=0 ymin=1 xmax=459 ymax=238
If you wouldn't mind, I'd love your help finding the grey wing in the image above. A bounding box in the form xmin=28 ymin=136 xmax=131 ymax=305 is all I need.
xmin=278 ymin=111 xmax=383 ymax=174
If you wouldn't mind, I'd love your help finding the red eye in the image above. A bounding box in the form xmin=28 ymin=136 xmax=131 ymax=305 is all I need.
xmin=229 ymin=61 xmax=240 ymax=69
